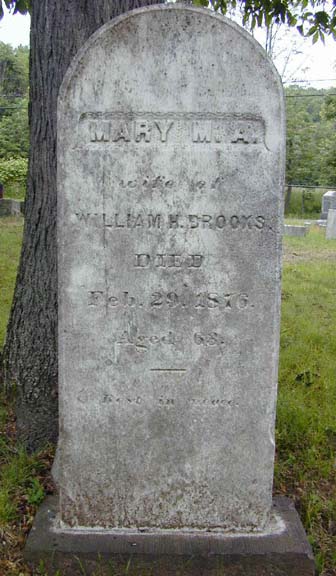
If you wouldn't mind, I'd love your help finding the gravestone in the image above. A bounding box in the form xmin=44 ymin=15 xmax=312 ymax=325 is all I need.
xmin=26 ymin=6 xmax=314 ymax=575
xmin=0 ymin=198 xmax=23 ymax=217
xmin=321 ymin=190 xmax=336 ymax=219
xmin=326 ymin=209 xmax=336 ymax=239
xmin=58 ymin=4 xmax=284 ymax=532
xmin=284 ymin=224 xmax=308 ymax=237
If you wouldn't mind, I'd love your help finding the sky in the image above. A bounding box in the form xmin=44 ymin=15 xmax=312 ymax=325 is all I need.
xmin=0 ymin=7 xmax=335 ymax=88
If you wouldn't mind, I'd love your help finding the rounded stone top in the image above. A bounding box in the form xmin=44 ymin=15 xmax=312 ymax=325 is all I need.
xmin=57 ymin=3 xmax=285 ymax=533
xmin=59 ymin=5 xmax=284 ymax=155
xmin=60 ymin=5 xmax=282 ymax=93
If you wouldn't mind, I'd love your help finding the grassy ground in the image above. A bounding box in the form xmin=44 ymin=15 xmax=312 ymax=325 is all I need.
xmin=277 ymin=228 xmax=336 ymax=573
xmin=0 ymin=217 xmax=24 ymax=349
xmin=2 ymin=183 xmax=26 ymax=201
xmin=286 ymin=187 xmax=324 ymax=219
xmin=0 ymin=217 xmax=335 ymax=575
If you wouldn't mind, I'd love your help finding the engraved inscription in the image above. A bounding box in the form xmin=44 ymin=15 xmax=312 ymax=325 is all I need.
xmin=99 ymin=394 xmax=239 ymax=408
xmin=134 ymin=254 xmax=203 ymax=268
xmin=78 ymin=112 xmax=266 ymax=147
xmin=90 ymin=119 xmax=174 ymax=143
xmin=115 ymin=329 xmax=176 ymax=351
xmin=110 ymin=329 xmax=233 ymax=355
xmin=112 ymin=329 xmax=229 ymax=353
xmin=119 ymin=176 xmax=174 ymax=189
xmin=87 ymin=290 xmax=250 ymax=310
xmin=192 ymin=120 xmax=258 ymax=144
xmin=74 ymin=212 xmax=266 ymax=231
xmin=104 ymin=213 xmax=162 ymax=229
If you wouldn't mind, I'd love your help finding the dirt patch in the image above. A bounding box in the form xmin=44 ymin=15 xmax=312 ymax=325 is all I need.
xmin=283 ymin=246 xmax=336 ymax=263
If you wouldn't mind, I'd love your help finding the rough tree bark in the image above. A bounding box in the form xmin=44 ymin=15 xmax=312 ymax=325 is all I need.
xmin=2 ymin=0 xmax=163 ymax=451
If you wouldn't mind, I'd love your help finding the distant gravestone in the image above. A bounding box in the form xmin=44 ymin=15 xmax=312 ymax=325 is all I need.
xmin=26 ymin=6 xmax=314 ymax=575
xmin=284 ymin=224 xmax=308 ymax=237
xmin=326 ymin=209 xmax=336 ymax=239
xmin=321 ymin=190 xmax=336 ymax=219
xmin=0 ymin=198 xmax=23 ymax=217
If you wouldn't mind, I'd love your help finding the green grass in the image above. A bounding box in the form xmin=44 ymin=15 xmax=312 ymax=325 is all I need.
xmin=3 ymin=182 xmax=26 ymax=201
xmin=284 ymin=223 xmax=336 ymax=257
xmin=0 ymin=395 xmax=53 ymax=576
xmin=286 ymin=212 xmax=322 ymax=221
xmin=275 ymin=258 xmax=336 ymax=573
xmin=0 ymin=446 xmax=45 ymax=525
xmin=0 ymin=216 xmax=23 ymax=349
xmin=0 ymin=217 xmax=335 ymax=574
xmin=285 ymin=188 xmax=324 ymax=219
xmin=285 ymin=217 xmax=318 ymax=225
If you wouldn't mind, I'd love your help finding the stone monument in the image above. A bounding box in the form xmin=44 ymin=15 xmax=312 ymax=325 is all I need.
xmin=326 ymin=209 xmax=336 ymax=239
xmin=284 ymin=224 xmax=308 ymax=237
xmin=321 ymin=189 xmax=336 ymax=219
xmin=26 ymin=5 xmax=315 ymax=574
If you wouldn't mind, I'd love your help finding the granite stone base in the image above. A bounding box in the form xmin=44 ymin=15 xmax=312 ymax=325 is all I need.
xmin=25 ymin=496 xmax=315 ymax=576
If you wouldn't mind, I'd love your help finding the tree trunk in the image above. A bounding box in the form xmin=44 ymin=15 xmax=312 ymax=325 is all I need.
xmin=2 ymin=0 xmax=163 ymax=451
xmin=284 ymin=185 xmax=292 ymax=214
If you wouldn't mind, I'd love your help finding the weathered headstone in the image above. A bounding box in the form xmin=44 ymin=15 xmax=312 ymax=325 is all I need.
xmin=0 ymin=198 xmax=23 ymax=217
xmin=284 ymin=224 xmax=308 ymax=237
xmin=26 ymin=6 xmax=314 ymax=575
xmin=0 ymin=198 xmax=12 ymax=216
xmin=321 ymin=190 xmax=336 ymax=219
xmin=58 ymin=4 xmax=285 ymax=532
xmin=326 ymin=209 xmax=336 ymax=239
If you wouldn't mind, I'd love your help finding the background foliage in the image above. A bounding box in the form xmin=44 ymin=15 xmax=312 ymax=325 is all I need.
xmin=0 ymin=158 xmax=27 ymax=185
xmin=286 ymin=87 xmax=336 ymax=189
xmin=2 ymin=0 xmax=335 ymax=39
xmin=1 ymin=40 xmax=335 ymax=213
xmin=0 ymin=42 xmax=29 ymax=162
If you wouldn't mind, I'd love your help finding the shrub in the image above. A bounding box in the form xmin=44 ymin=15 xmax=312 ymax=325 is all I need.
xmin=0 ymin=158 xmax=27 ymax=199
xmin=0 ymin=157 xmax=28 ymax=187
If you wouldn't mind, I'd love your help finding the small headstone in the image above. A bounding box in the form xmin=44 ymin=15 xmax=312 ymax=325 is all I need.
xmin=10 ymin=199 xmax=22 ymax=216
xmin=284 ymin=224 xmax=308 ymax=237
xmin=321 ymin=190 xmax=336 ymax=219
xmin=326 ymin=209 xmax=336 ymax=240
xmin=0 ymin=198 xmax=23 ymax=217
xmin=26 ymin=6 xmax=314 ymax=575
xmin=0 ymin=198 xmax=11 ymax=216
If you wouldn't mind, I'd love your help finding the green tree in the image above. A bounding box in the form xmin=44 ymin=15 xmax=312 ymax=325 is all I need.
xmin=1 ymin=0 xmax=336 ymax=38
xmin=0 ymin=42 xmax=29 ymax=102
xmin=0 ymin=43 xmax=29 ymax=158
xmin=285 ymin=86 xmax=336 ymax=212
xmin=0 ymin=99 xmax=28 ymax=158
xmin=286 ymin=87 xmax=336 ymax=187
xmin=321 ymin=93 xmax=336 ymax=121
xmin=195 ymin=0 xmax=336 ymax=40
xmin=318 ymin=92 xmax=336 ymax=188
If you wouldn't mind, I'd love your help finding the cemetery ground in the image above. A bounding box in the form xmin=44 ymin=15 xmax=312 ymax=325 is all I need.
xmin=0 ymin=215 xmax=335 ymax=576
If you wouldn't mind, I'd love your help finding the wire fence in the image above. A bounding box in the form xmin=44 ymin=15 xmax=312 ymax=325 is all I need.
xmin=284 ymin=185 xmax=335 ymax=218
